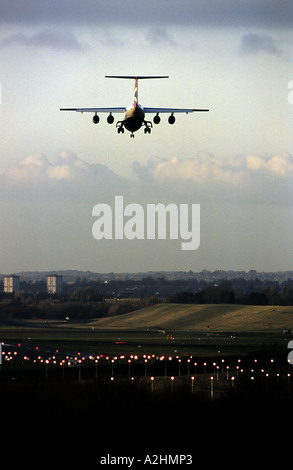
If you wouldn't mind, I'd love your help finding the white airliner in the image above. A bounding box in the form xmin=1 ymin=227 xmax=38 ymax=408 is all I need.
xmin=60 ymin=75 xmax=209 ymax=138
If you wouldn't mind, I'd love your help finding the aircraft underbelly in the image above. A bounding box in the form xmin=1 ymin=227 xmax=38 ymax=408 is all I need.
xmin=124 ymin=106 xmax=145 ymax=132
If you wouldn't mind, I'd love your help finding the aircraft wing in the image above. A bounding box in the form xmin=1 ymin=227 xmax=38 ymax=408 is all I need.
xmin=144 ymin=107 xmax=209 ymax=114
xmin=60 ymin=107 xmax=126 ymax=113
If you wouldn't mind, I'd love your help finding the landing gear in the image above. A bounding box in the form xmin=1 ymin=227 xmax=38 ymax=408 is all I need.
xmin=116 ymin=121 xmax=125 ymax=134
xmin=143 ymin=120 xmax=152 ymax=134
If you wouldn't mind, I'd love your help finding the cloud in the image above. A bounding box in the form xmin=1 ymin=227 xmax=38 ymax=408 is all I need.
xmin=132 ymin=152 xmax=293 ymax=204
xmin=133 ymin=152 xmax=245 ymax=186
xmin=1 ymin=29 xmax=85 ymax=50
xmin=239 ymin=33 xmax=282 ymax=56
xmin=247 ymin=153 xmax=293 ymax=176
xmin=1 ymin=150 xmax=293 ymax=206
xmin=1 ymin=0 xmax=293 ymax=28
xmin=152 ymin=153 xmax=245 ymax=185
xmin=147 ymin=152 xmax=293 ymax=182
xmin=3 ymin=153 xmax=49 ymax=186
xmin=46 ymin=150 xmax=88 ymax=180
xmin=0 ymin=150 xmax=126 ymax=202
xmin=145 ymin=26 xmax=179 ymax=47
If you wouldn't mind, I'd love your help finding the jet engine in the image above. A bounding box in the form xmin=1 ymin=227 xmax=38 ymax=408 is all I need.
xmin=168 ymin=114 xmax=175 ymax=125
xmin=107 ymin=114 xmax=114 ymax=124
xmin=153 ymin=114 xmax=161 ymax=125
xmin=92 ymin=115 xmax=100 ymax=124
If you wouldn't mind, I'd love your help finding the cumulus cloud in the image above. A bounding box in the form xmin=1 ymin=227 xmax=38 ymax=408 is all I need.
xmin=151 ymin=153 xmax=245 ymax=185
xmin=3 ymin=152 xmax=73 ymax=184
xmin=3 ymin=153 xmax=49 ymax=185
xmin=46 ymin=150 xmax=87 ymax=180
xmin=135 ymin=152 xmax=293 ymax=183
xmin=239 ymin=33 xmax=282 ymax=56
xmin=267 ymin=154 xmax=293 ymax=176
xmin=1 ymin=150 xmax=293 ymax=206
xmin=0 ymin=150 xmax=125 ymax=201
xmin=246 ymin=153 xmax=293 ymax=175
xmin=132 ymin=152 xmax=293 ymax=203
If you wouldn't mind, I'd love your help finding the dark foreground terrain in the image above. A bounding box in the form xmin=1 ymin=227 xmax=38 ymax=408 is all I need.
xmin=0 ymin=312 xmax=292 ymax=458
xmin=0 ymin=354 xmax=292 ymax=454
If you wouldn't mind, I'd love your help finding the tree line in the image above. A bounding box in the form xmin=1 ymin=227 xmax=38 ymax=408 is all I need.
xmin=0 ymin=278 xmax=293 ymax=319
xmin=167 ymin=280 xmax=293 ymax=306
xmin=0 ymin=290 xmax=158 ymax=320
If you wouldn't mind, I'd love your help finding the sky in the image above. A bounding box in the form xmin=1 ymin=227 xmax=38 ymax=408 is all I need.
xmin=1 ymin=0 xmax=293 ymax=274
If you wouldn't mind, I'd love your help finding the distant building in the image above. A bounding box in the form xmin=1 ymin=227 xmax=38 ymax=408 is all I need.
xmin=47 ymin=275 xmax=63 ymax=294
xmin=4 ymin=275 xmax=20 ymax=293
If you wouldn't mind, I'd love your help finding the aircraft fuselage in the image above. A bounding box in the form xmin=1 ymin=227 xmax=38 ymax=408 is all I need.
xmin=124 ymin=104 xmax=145 ymax=132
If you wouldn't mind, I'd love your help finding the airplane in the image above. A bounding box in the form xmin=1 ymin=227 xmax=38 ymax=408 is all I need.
xmin=60 ymin=75 xmax=209 ymax=138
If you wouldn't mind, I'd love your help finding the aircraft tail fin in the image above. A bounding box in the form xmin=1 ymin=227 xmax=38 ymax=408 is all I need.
xmin=105 ymin=76 xmax=169 ymax=106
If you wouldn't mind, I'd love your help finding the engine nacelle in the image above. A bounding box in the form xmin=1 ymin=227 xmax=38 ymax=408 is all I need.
xmin=92 ymin=115 xmax=100 ymax=124
xmin=107 ymin=114 xmax=114 ymax=124
xmin=153 ymin=114 xmax=160 ymax=125
xmin=168 ymin=114 xmax=175 ymax=125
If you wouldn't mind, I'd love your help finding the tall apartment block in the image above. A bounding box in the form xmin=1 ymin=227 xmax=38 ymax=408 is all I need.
xmin=4 ymin=275 xmax=20 ymax=293
xmin=47 ymin=274 xmax=63 ymax=294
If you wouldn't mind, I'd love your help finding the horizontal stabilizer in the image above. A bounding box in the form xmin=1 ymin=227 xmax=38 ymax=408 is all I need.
xmin=105 ymin=75 xmax=169 ymax=80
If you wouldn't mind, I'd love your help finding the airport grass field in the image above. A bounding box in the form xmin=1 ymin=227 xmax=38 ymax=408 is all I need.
xmin=1 ymin=303 xmax=292 ymax=356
